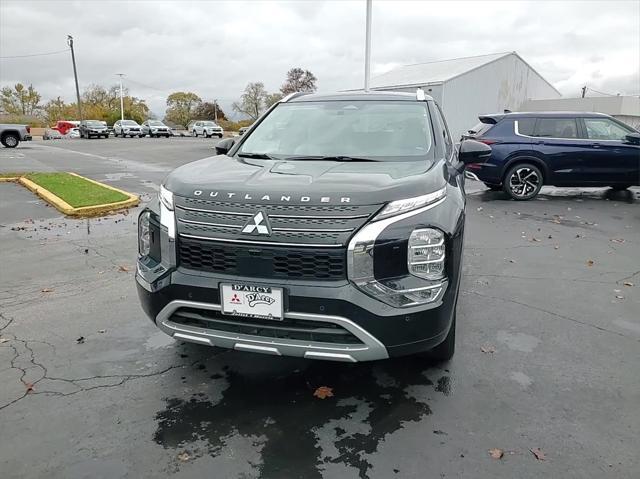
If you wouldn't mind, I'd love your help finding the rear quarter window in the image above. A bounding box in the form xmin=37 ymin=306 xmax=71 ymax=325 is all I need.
xmin=516 ymin=118 xmax=536 ymax=136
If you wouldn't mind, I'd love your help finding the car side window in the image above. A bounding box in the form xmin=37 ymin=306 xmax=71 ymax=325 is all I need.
xmin=584 ymin=118 xmax=632 ymax=141
xmin=533 ymin=118 xmax=578 ymax=139
xmin=516 ymin=118 xmax=536 ymax=136
xmin=434 ymin=103 xmax=453 ymax=159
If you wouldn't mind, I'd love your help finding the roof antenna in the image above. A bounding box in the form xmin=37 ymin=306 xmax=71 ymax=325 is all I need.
xmin=504 ymin=109 xmax=512 ymax=114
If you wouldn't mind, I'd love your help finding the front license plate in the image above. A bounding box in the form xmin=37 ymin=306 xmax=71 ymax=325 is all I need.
xmin=221 ymin=283 xmax=283 ymax=321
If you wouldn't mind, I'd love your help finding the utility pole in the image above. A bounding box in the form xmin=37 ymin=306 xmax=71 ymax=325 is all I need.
xmin=364 ymin=0 xmax=372 ymax=91
xmin=116 ymin=73 xmax=125 ymax=121
xmin=67 ymin=35 xmax=83 ymax=120
xmin=581 ymin=86 xmax=587 ymax=98
xmin=214 ymin=99 xmax=218 ymax=122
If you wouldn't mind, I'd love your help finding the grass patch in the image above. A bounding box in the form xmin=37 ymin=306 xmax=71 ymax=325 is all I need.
xmin=0 ymin=172 xmax=25 ymax=179
xmin=25 ymin=172 xmax=129 ymax=208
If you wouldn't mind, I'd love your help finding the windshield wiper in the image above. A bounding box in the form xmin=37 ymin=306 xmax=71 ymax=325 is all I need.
xmin=237 ymin=152 xmax=279 ymax=160
xmin=284 ymin=155 xmax=378 ymax=162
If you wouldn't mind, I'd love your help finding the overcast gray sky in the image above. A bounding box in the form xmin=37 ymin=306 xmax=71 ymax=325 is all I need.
xmin=1 ymin=0 xmax=638 ymax=118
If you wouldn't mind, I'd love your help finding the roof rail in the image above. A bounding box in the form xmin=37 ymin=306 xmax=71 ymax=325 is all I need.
xmin=281 ymin=91 xmax=310 ymax=102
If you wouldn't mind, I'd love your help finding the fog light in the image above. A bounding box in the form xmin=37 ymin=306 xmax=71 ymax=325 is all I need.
xmin=138 ymin=211 xmax=151 ymax=256
xmin=408 ymin=228 xmax=445 ymax=280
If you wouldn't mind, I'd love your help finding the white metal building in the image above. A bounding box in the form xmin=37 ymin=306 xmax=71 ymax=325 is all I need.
xmin=369 ymin=52 xmax=561 ymax=140
xmin=520 ymin=96 xmax=640 ymax=130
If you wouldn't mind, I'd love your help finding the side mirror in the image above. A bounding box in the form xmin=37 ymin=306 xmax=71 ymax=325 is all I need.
xmin=624 ymin=132 xmax=640 ymax=145
xmin=458 ymin=139 xmax=492 ymax=166
xmin=215 ymin=138 xmax=235 ymax=155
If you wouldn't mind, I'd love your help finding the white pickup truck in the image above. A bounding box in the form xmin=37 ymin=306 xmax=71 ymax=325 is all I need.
xmin=0 ymin=124 xmax=32 ymax=148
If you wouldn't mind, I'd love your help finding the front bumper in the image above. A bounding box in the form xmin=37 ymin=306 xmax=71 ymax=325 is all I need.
xmin=136 ymin=258 xmax=458 ymax=361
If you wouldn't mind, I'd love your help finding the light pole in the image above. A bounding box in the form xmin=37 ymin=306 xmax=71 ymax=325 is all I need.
xmin=116 ymin=73 xmax=125 ymax=121
xmin=67 ymin=35 xmax=83 ymax=120
xmin=364 ymin=0 xmax=372 ymax=91
xmin=214 ymin=99 xmax=218 ymax=122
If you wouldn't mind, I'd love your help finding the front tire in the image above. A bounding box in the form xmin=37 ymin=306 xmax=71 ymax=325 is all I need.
xmin=1 ymin=133 xmax=19 ymax=148
xmin=193 ymin=130 xmax=198 ymax=137
xmin=503 ymin=163 xmax=543 ymax=200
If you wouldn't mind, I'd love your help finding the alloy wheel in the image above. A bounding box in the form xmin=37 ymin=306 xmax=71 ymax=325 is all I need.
xmin=508 ymin=167 xmax=540 ymax=198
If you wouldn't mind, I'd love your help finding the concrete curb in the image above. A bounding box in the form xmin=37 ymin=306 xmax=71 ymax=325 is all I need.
xmin=1 ymin=173 xmax=139 ymax=217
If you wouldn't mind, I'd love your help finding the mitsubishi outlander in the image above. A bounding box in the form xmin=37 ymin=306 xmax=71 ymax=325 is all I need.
xmin=136 ymin=91 xmax=491 ymax=362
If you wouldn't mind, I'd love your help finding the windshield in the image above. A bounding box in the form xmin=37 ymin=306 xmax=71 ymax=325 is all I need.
xmin=202 ymin=121 xmax=217 ymax=126
xmin=86 ymin=121 xmax=103 ymax=127
xmin=149 ymin=121 xmax=164 ymax=126
xmin=122 ymin=120 xmax=138 ymax=126
xmin=239 ymin=101 xmax=433 ymax=160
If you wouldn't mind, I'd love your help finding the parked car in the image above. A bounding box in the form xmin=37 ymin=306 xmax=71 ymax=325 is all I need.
xmin=68 ymin=128 xmax=81 ymax=139
xmin=463 ymin=112 xmax=640 ymax=200
xmin=192 ymin=120 xmax=223 ymax=138
xmin=79 ymin=120 xmax=109 ymax=139
xmin=136 ymin=90 xmax=492 ymax=363
xmin=113 ymin=120 xmax=143 ymax=138
xmin=238 ymin=126 xmax=250 ymax=136
xmin=0 ymin=124 xmax=32 ymax=148
xmin=141 ymin=120 xmax=171 ymax=138
xmin=43 ymin=128 xmax=62 ymax=140
xmin=54 ymin=120 xmax=80 ymax=136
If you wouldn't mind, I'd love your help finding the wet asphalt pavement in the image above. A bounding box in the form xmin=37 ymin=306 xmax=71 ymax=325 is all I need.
xmin=0 ymin=138 xmax=639 ymax=478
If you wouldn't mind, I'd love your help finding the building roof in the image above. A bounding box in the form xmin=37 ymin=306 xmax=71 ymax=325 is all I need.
xmin=520 ymin=96 xmax=640 ymax=117
xmin=370 ymin=52 xmax=513 ymax=89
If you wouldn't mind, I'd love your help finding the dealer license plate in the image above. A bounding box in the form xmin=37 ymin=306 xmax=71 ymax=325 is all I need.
xmin=220 ymin=283 xmax=283 ymax=321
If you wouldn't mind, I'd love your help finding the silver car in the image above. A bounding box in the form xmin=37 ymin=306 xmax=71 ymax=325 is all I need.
xmin=114 ymin=120 xmax=143 ymax=138
xmin=192 ymin=120 xmax=223 ymax=138
xmin=141 ymin=120 xmax=171 ymax=138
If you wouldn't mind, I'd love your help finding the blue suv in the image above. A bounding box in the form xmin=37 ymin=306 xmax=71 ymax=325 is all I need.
xmin=463 ymin=112 xmax=640 ymax=200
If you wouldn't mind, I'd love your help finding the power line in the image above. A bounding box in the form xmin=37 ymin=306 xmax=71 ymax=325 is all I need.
xmin=586 ymin=87 xmax=617 ymax=97
xmin=0 ymin=48 xmax=69 ymax=59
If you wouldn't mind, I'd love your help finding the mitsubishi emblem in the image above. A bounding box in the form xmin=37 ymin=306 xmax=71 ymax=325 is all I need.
xmin=242 ymin=211 xmax=271 ymax=236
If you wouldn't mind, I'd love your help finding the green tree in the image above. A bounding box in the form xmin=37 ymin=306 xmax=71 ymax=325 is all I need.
xmin=264 ymin=92 xmax=283 ymax=108
xmin=280 ymin=68 xmax=317 ymax=95
xmin=165 ymin=91 xmax=202 ymax=128
xmin=232 ymin=82 xmax=267 ymax=120
xmin=43 ymin=96 xmax=73 ymax=123
xmin=1 ymin=83 xmax=42 ymax=115
xmin=193 ymin=101 xmax=227 ymax=122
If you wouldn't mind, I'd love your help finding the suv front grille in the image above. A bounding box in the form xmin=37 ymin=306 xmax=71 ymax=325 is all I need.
xmin=178 ymin=236 xmax=346 ymax=280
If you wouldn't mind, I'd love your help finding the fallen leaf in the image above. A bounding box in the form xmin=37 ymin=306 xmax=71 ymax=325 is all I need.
xmin=530 ymin=448 xmax=545 ymax=461
xmin=313 ymin=386 xmax=334 ymax=399
xmin=76 ymin=336 xmax=85 ymax=344
xmin=118 ymin=265 xmax=130 ymax=272
xmin=508 ymin=259 xmax=516 ymax=264
xmin=177 ymin=451 xmax=190 ymax=462
xmin=0 ymin=337 xmax=9 ymax=344
xmin=554 ymin=245 xmax=560 ymax=250
xmin=41 ymin=288 xmax=54 ymax=293
xmin=477 ymin=207 xmax=483 ymax=212
xmin=610 ymin=238 xmax=625 ymax=244
xmin=481 ymin=345 xmax=496 ymax=353
xmin=586 ymin=260 xmax=594 ymax=267
xmin=24 ymin=382 xmax=34 ymax=394
xmin=531 ymin=237 xmax=541 ymax=242
xmin=623 ymin=282 xmax=634 ymax=287
xmin=615 ymin=295 xmax=624 ymax=300
xmin=98 ymin=329 xmax=106 ymax=333
xmin=489 ymin=448 xmax=504 ymax=459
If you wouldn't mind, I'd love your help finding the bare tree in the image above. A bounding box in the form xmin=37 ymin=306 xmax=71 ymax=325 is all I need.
xmin=280 ymin=68 xmax=317 ymax=95
xmin=232 ymin=82 xmax=267 ymax=120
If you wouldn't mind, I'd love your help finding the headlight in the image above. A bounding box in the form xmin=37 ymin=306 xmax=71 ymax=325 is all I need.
xmin=347 ymin=193 xmax=448 ymax=308
xmin=159 ymin=184 xmax=174 ymax=210
xmin=407 ymin=228 xmax=445 ymax=280
xmin=375 ymin=187 xmax=446 ymax=221
xmin=138 ymin=211 xmax=151 ymax=256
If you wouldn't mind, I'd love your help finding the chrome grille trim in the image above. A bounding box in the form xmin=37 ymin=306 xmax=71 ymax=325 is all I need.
xmin=176 ymin=205 xmax=253 ymax=216
xmin=178 ymin=218 xmax=242 ymax=229
xmin=179 ymin=233 xmax=344 ymax=248
xmin=177 ymin=204 xmax=369 ymax=221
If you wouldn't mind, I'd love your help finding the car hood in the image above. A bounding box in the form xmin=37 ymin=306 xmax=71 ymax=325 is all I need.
xmin=164 ymin=155 xmax=446 ymax=206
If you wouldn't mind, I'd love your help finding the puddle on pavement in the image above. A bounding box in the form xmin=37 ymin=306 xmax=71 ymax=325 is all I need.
xmin=153 ymin=356 xmax=449 ymax=478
